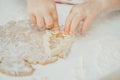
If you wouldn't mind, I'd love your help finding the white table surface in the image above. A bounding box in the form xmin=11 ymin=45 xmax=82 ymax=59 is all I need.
xmin=0 ymin=0 xmax=120 ymax=80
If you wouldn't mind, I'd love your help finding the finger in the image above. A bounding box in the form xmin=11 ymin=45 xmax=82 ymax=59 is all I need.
xmin=51 ymin=6 xmax=60 ymax=32
xmin=64 ymin=13 xmax=74 ymax=34
xmin=70 ymin=15 xmax=84 ymax=35
xmin=52 ymin=11 xmax=58 ymax=23
xmin=29 ymin=14 xmax=37 ymax=24
xmin=52 ymin=14 xmax=60 ymax=32
xmin=53 ymin=21 xmax=60 ymax=33
xmin=36 ymin=14 xmax=45 ymax=29
xmin=44 ymin=13 xmax=54 ymax=29
xmin=81 ymin=15 xmax=96 ymax=33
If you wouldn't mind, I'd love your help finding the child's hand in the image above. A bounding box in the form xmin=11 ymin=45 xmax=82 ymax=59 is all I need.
xmin=27 ymin=0 xmax=60 ymax=31
xmin=64 ymin=0 xmax=106 ymax=34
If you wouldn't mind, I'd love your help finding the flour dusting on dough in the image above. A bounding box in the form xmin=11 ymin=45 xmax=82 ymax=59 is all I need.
xmin=0 ymin=20 xmax=74 ymax=76
xmin=44 ymin=30 xmax=74 ymax=58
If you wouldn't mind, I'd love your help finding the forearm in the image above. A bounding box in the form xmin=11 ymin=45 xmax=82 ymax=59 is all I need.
xmin=106 ymin=0 xmax=120 ymax=10
xmin=101 ymin=0 xmax=120 ymax=12
xmin=87 ymin=0 xmax=120 ymax=12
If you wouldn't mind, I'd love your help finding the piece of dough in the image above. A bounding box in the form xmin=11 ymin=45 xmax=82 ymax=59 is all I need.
xmin=0 ymin=57 xmax=34 ymax=76
xmin=0 ymin=21 xmax=38 ymax=76
xmin=0 ymin=20 xmax=74 ymax=76
xmin=23 ymin=51 xmax=58 ymax=65
xmin=43 ymin=30 xmax=74 ymax=58
xmin=0 ymin=20 xmax=56 ymax=76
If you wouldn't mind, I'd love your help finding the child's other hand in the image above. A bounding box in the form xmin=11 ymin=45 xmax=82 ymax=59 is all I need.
xmin=27 ymin=0 xmax=60 ymax=31
xmin=64 ymin=0 xmax=105 ymax=34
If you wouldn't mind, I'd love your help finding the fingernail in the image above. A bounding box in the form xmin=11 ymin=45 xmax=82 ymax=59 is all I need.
xmin=55 ymin=29 xmax=60 ymax=33
xmin=70 ymin=31 xmax=73 ymax=35
xmin=80 ymin=28 xmax=83 ymax=33
xmin=61 ymin=30 xmax=65 ymax=34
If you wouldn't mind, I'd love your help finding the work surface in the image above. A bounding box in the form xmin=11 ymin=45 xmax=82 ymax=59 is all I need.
xmin=0 ymin=0 xmax=120 ymax=80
